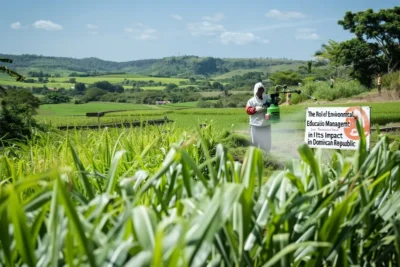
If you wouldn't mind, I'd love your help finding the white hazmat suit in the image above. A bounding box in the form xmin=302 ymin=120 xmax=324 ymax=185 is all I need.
xmin=245 ymin=82 xmax=272 ymax=152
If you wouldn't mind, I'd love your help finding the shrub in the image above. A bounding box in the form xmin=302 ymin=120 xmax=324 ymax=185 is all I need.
xmin=270 ymin=70 xmax=302 ymax=86
xmin=0 ymin=89 xmax=41 ymax=140
xmin=382 ymin=71 xmax=400 ymax=97
xmin=74 ymin=99 xmax=85 ymax=104
xmin=291 ymin=80 xmax=367 ymax=103
xmin=197 ymin=100 xmax=213 ymax=108
xmin=42 ymin=92 xmax=71 ymax=104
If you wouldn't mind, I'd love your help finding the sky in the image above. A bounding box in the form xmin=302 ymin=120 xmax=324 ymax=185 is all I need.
xmin=1 ymin=0 xmax=398 ymax=62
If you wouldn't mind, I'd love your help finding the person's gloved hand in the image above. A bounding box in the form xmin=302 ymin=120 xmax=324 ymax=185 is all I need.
xmin=255 ymin=106 xmax=266 ymax=113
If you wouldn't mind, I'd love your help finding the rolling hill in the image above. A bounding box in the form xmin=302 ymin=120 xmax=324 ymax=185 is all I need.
xmin=1 ymin=53 xmax=306 ymax=78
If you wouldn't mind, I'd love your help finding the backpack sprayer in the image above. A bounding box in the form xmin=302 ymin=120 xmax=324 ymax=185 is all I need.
xmin=263 ymin=84 xmax=317 ymax=124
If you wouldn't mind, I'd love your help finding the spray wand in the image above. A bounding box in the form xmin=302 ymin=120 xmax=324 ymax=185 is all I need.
xmin=263 ymin=84 xmax=318 ymax=123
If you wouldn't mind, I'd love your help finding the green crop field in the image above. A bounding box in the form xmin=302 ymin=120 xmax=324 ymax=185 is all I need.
xmin=3 ymin=3 xmax=400 ymax=265
xmin=37 ymin=102 xmax=155 ymax=116
xmin=94 ymin=73 xmax=148 ymax=78
xmin=3 ymin=98 xmax=400 ymax=267
xmin=2 ymin=99 xmax=400 ymax=266
xmin=200 ymin=90 xmax=251 ymax=97
xmin=0 ymin=74 xmax=188 ymax=89
xmin=53 ymin=76 xmax=188 ymax=85
xmin=0 ymin=75 xmax=75 ymax=89
xmin=140 ymin=86 xmax=166 ymax=90
xmin=36 ymin=101 xmax=400 ymax=126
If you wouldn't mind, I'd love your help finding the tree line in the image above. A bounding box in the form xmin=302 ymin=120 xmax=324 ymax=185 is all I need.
xmin=314 ymin=6 xmax=400 ymax=87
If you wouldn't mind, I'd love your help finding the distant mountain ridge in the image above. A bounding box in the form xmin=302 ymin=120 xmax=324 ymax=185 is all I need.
xmin=0 ymin=53 xmax=306 ymax=77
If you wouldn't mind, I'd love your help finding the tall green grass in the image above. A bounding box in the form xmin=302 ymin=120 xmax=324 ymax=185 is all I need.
xmin=382 ymin=71 xmax=400 ymax=98
xmin=0 ymin=120 xmax=400 ymax=266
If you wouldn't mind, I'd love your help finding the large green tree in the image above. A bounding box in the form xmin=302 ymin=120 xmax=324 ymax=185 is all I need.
xmin=316 ymin=6 xmax=400 ymax=87
xmin=314 ymin=40 xmax=342 ymax=65
xmin=0 ymin=58 xmax=42 ymax=141
xmin=338 ymin=6 xmax=400 ymax=73
xmin=269 ymin=70 xmax=302 ymax=86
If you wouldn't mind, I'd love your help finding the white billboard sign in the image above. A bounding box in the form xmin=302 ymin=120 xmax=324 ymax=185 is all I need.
xmin=305 ymin=106 xmax=371 ymax=150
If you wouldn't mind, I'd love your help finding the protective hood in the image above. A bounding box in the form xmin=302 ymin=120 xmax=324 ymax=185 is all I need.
xmin=247 ymin=82 xmax=271 ymax=127
xmin=253 ymin=82 xmax=265 ymax=98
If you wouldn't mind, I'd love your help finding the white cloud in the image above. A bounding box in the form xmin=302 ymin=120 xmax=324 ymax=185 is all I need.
xmin=11 ymin=22 xmax=21 ymax=29
xmin=137 ymin=34 xmax=158 ymax=40
xmin=202 ymin=12 xmax=224 ymax=22
xmin=33 ymin=20 xmax=63 ymax=31
xmin=295 ymin=28 xmax=320 ymax=40
xmin=220 ymin=31 xmax=269 ymax=45
xmin=265 ymin=9 xmax=306 ymax=20
xmin=171 ymin=14 xmax=183 ymax=20
xmin=125 ymin=23 xmax=158 ymax=40
xmin=249 ymin=18 xmax=337 ymax=32
xmin=187 ymin=21 xmax=226 ymax=36
xmin=86 ymin=24 xmax=98 ymax=29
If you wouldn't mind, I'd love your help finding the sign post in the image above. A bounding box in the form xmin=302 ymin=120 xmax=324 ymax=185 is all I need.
xmin=305 ymin=106 xmax=371 ymax=150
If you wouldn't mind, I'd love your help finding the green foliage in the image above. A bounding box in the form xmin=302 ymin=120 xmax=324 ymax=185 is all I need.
xmin=291 ymin=80 xmax=367 ymax=103
xmin=80 ymin=88 xmax=203 ymax=104
xmin=193 ymin=57 xmax=218 ymax=75
xmin=82 ymin=87 xmax=107 ymax=102
xmin=221 ymin=71 xmax=267 ymax=91
xmin=91 ymin=81 xmax=124 ymax=93
xmin=0 ymin=89 xmax=41 ymax=140
xmin=0 ymin=53 xmax=305 ymax=78
xmin=75 ymin=82 xmax=86 ymax=92
xmin=42 ymin=92 xmax=71 ymax=104
xmin=0 ymin=59 xmax=39 ymax=141
xmin=307 ymin=61 xmax=312 ymax=73
xmin=382 ymin=71 xmax=400 ymax=97
xmin=338 ymin=6 xmax=400 ymax=73
xmin=0 ymin=58 xmax=24 ymax=83
xmin=1 ymin=89 xmax=41 ymax=114
xmin=315 ymin=38 xmax=382 ymax=87
xmin=212 ymin=81 xmax=224 ymax=90
xmin=316 ymin=6 xmax=400 ymax=87
xmin=197 ymin=100 xmax=215 ymax=108
xmin=269 ymin=71 xmax=302 ymax=86
xmin=165 ymin=83 xmax=178 ymax=91
xmin=314 ymin=40 xmax=342 ymax=64
xmin=28 ymin=70 xmax=51 ymax=78
xmin=0 ymin=123 xmax=400 ymax=266
xmin=338 ymin=39 xmax=382 ymax=87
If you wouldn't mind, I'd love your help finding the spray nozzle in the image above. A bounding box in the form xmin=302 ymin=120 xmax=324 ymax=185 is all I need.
xmin=273 ymin=84 xmax=317 ymax=101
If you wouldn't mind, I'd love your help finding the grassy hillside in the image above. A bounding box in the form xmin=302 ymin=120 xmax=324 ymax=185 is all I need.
xmin=0 ymin=53 xmax=305 ymax=78
xmin=214 ymin=63 xmax=305 ymax=80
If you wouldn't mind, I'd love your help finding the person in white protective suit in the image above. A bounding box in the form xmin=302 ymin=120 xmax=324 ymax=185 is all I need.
xmin=245 ymin=82 xmax=272 ymax=152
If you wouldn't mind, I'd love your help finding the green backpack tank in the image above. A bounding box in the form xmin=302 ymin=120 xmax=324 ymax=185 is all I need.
xmin=267 ymin=104 xmax=280 ymax=123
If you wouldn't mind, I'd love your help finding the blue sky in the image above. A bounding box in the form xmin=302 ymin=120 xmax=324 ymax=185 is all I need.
xmin=1 ymin=0 xmax=398 ymax=62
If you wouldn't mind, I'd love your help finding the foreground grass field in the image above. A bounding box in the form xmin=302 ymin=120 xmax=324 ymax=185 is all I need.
xmin=1 ymin=111 xmax=400 ymax=266
xmin=1 ymin=98 xmax=400 ymax=266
